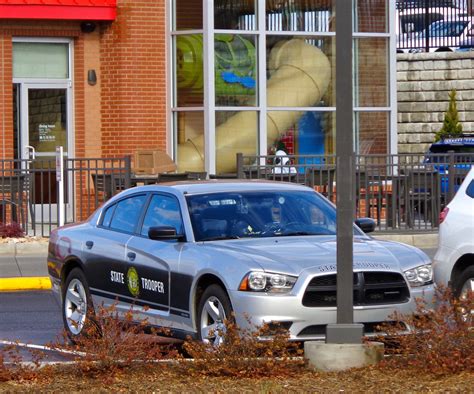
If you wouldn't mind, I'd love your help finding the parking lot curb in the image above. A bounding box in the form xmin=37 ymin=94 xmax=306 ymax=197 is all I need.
xmin=15 ymin=241 xmax=49 ymax=255
xmin=0 ymin=277 xmax=51 ymax=292
xmin=372 ymin=233 xmax=438 ymax=248
xmin=0 ymin=240 xmax=48 ymax=256
xmin=0 ymin=243 xmax=16 ymax=256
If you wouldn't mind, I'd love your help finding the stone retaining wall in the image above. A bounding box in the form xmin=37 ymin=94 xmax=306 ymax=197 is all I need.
xmin=397 ymin=51 xmax=474 ymax=154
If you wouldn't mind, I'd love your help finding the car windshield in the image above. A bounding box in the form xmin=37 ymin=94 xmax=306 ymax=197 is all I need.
xmin=186 ymin=190 xmax=359 ymax=241
xmin=418 ymin=20 xmax=468 ymax=38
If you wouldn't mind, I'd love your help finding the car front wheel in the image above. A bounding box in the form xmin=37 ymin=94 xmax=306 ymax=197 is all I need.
xmin=197 ymin=284 xmax=233 ymax=346
xmin=62 ymin=268 xmax=95 ymax=340
xmin=454 ymin=266 xmax=474 ymax=299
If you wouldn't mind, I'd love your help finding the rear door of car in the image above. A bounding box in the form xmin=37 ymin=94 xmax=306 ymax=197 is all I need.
xmin=125 ymin=193 xmax=186 ymax=330
xmin=84 ymin=193 xmax=149 ymax=312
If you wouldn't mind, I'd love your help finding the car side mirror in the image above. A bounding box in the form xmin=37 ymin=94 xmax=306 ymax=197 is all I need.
xmin=355 ymin=218 xmax=376 ymax=233
xmin=148 ymin=226 xmax=184 ymax=241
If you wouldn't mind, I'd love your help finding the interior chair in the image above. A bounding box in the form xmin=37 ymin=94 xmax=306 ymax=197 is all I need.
xmin=185 ymin=171 xmax=207 ymax=180
xmin=0 ymin=172 xmax=34 ymax=230
xmin=306 ymin=166 xmax=336 ymax=200
xmin=157 ymin=172 xmax=191 ymax=183
xmin=92 ymin=172 xmax=126 ymax=201
xmin=355 ymin=168 xmax=384 ymax=225
xmin=405 ymin=169 xmax=440 ymax=228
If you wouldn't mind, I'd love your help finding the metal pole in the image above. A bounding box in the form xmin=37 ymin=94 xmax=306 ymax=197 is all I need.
xmin=56 ymin=146 xmax=64 ymax=227
xmin=448 ymin=150 xmax=455 ymax=203
xmin=326 ymin=0 xmax=363 ymax=344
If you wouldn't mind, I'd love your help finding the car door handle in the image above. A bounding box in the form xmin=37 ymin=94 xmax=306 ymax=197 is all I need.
xmin=85 ymin=241 xmax=94 ymax=249
xmin=127 ymin=252 xmax=136 ymax=261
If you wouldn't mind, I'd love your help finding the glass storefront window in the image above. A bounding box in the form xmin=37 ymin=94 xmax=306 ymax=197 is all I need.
xmin=215 ymin=34 xmax=257 ymax=107
xmin=354 ymin=38 xmax=389 ymax=107
xmin=266 ymin=0 xmax=334 ymax=32
xmin=215 ymin=0 xmax=256 ymax=30
xmin=174 ymin=0 xmax=202 ymax=30
xmin=28 ymin=89 xmax=68 ymax=153
xmin=267 ymin=111 xmax=335 ymax=157
xmin=175 ymin=111 xmax=205 ymax=171
xmin=13 ymin=42 xmax=69 ymax=79
xmin=266 ymin=36 xmax=335 ymax=108
xmin=355 ymin=0 xmax=388 ymax=33
xmin=355 ymin=112 xmax=389 ymax=154
xmin=216 ymin=110 xmax=258 ymax=174
xmin=174 ymin=34 xmax=204 ymax=107
xmin=170 ymin=2 xmax=394 ymax=173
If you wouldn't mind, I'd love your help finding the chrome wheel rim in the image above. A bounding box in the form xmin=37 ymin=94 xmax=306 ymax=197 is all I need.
xmin=65 ymin=278 xmax=87 ymax=335
xmin=459 ymin=278 xmax=474 ymax=321
xmin=200 ymin=296 xmax=227 ymax=346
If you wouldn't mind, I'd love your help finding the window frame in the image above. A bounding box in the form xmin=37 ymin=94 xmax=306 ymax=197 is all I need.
xmin=98 ymin=193 xmax=149 ymax=235
xmin=138 ymin=192 xmax=186 ymax=240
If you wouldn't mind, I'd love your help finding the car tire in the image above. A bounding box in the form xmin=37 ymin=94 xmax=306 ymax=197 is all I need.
xmin=62 ymin=267 xmax=97 ymax=341
xmin=197 ymin=284 xmax=233 ymax=346
xmin=453 ymin=266 xmax=474 ymax=299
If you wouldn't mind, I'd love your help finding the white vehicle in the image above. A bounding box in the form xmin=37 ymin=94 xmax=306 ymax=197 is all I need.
xmin=433 ymin=166 xmax=474 ymax=299
xmin=404 ymin=18 xmax=474 ymax=52
xmin=396 ymin=6 xmax=462 ymax=52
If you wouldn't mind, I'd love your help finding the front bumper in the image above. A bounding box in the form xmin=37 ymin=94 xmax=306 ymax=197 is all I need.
xmin=229 ymin=284 xmax=435 ymax=341
xmin=50 ymin=276 xmax=62 ymax=305
xmin=433 ymin=245 xmax=459 ymax=288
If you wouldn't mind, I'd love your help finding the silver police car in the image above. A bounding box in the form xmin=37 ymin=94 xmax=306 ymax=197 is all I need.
xmin=47 ymin=181 xmax=435 ymax=344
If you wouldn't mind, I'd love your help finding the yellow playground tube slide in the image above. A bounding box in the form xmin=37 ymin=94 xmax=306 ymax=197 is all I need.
xmin=178 ymin=38 xmax=331 ymax=173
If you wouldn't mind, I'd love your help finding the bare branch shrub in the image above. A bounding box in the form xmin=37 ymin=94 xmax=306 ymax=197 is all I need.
xmin=377 ymin=285 xmax=473 ymax=376
xmin=181 ymin=317 xmax=304 ymax=378
xmin=0 ymin=344 xmax=44 ymax=382
xmin=50 ymin=303 xmax=181 ymax=378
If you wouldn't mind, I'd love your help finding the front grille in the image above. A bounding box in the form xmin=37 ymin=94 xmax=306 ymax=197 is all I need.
xmin=297 ymin=321 xmax=407 ymax=337
xmin=302 ymin=271 xmax=410 ymax=307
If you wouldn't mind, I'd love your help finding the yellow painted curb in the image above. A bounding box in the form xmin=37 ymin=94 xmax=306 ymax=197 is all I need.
xmin=0 ymin=277 xmax=52 ymax=291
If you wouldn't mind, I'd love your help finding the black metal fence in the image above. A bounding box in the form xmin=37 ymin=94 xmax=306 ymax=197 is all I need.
xmin=0 ymin=157 xmax=131 ymax=237
xmin=237 ymin=152 xmax=474 ymax=232
xmin=397 ymin=0 xmax=472 ymax=52
xmin=1 ymin=153 xmax=472 ymax=236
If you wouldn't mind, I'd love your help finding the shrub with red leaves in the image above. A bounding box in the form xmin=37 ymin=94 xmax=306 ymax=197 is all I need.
xmin=0 ymin=222 xmax=24 ymax=238
xmin=377 ymin=285 xmax=473 ymax=376
xmin=181 ymin=317 xmax=304 ymax=378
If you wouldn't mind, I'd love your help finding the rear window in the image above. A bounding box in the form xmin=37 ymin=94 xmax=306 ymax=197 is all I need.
xmin=466 ymin=180 xmax=474 ymax=198
xmin=428 ymin=145 xmax=474 ymax=154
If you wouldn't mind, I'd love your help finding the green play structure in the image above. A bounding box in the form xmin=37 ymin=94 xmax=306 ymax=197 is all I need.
xmin=176 ymin=34 xmax=256 ymax=97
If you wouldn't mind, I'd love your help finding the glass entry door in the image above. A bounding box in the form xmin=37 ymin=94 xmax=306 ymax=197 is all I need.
xmin=20 ymin=83 xmax=72 ymax=223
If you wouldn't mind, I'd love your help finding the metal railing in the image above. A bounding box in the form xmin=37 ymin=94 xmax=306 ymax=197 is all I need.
xmin=0 ymin=157 xmax=131 ymax=237
xmin=396 ymin=0 xmax=472 ymax=52
xmin=1 ymin=153 xmax=472 ymax=236
xmin=237 ymin=152 xmax=474 ymax=232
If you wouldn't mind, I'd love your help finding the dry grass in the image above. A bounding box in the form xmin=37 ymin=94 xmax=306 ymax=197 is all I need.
xmin=1 ymin=287 xmax=472 ymax=392
xmin=1 ymin=364 xmax=473 ymax=393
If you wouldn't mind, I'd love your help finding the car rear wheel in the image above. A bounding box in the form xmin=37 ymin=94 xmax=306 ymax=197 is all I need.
xmin=197 ymin=284 xmax=233 ymax=346
xmin=453 ymin=266 xmax=474 ymax=320
xmin=454 ymin=266 xmax=474 ymax=299
xmin=62 ymin=268 xmax=96 ymax=340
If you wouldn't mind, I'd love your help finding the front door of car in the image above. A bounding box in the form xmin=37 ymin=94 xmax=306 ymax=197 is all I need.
xmin=125 ymin=193 xmax=185 ymax=329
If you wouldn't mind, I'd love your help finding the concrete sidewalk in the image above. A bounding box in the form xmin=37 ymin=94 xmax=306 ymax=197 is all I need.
xmin=0 ymin=240 xmax=50 ymax=291
xmin=0 ymin=233 xmax=439 ymax=291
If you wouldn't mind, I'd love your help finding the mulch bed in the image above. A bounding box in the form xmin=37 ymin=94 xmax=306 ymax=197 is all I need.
xmin=1 ymin=364 xmax=472 ymax=392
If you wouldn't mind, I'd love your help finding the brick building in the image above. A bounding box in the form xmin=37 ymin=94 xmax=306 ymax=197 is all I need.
xmin=0 ymin=0 xmax=396 ymax=176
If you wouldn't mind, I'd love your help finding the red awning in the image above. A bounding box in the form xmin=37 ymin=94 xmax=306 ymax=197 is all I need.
xmin=0 ymin=0 xmax=116 ymax=21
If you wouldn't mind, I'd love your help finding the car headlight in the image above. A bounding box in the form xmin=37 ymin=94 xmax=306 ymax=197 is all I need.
xmin=404 ymin=264 xmax=433 ymax=287
xmin=239 ymin=271 xmax=297 ymax=293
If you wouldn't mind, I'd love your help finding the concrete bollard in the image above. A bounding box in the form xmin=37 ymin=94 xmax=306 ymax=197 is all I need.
xmin=304 ymin=341 xmax=385 ymax=372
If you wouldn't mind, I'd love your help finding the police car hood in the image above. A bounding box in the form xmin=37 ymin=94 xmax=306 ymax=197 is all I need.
xmin=202 ymin=236 xmax=429 ymax=276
